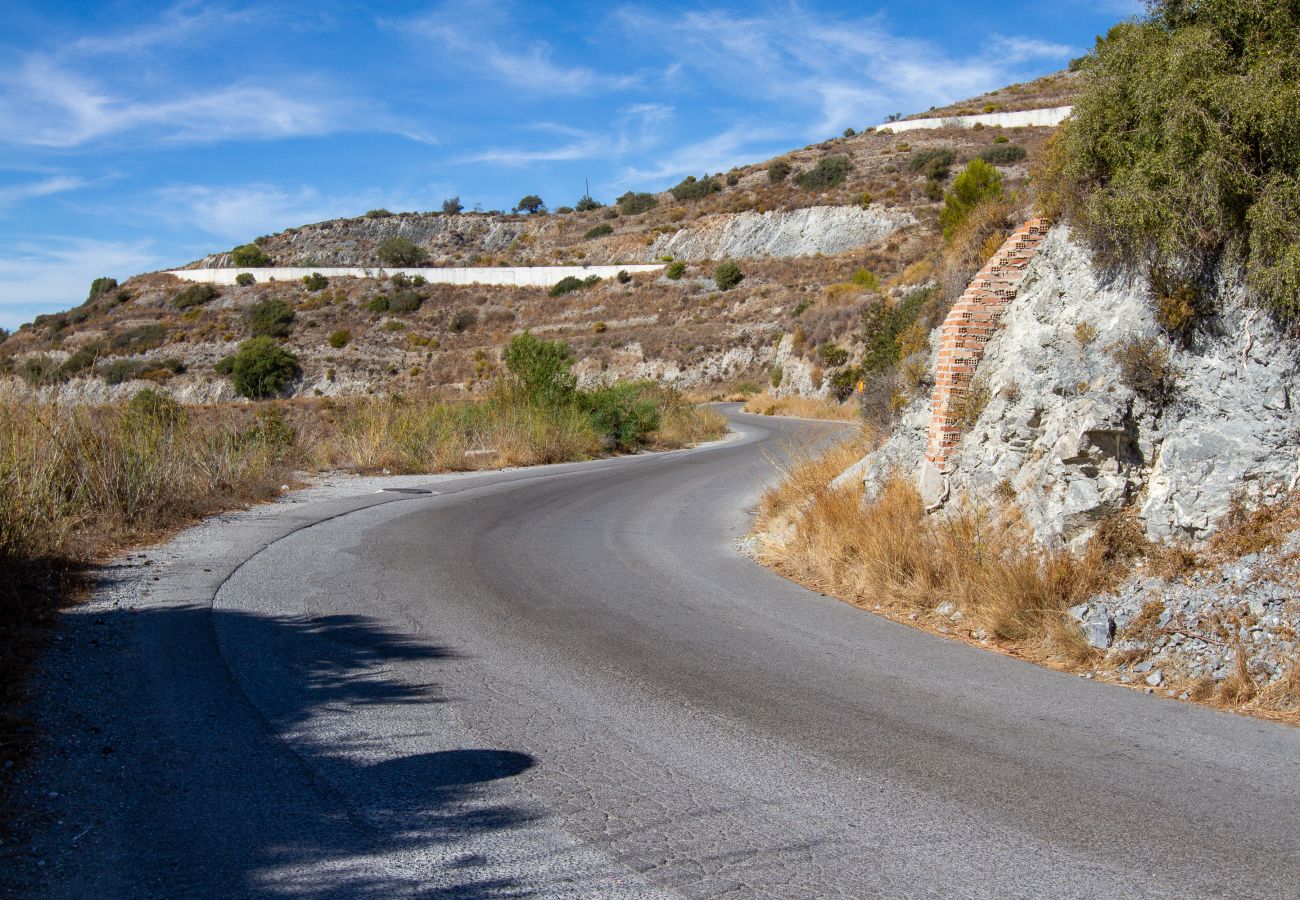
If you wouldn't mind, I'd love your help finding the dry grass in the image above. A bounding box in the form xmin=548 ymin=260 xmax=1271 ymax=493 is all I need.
xmin=744 ymin=392 xmax=860 ymax=421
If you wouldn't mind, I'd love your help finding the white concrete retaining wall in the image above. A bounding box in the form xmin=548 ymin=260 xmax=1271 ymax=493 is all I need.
xmin=165 ymin=264 xmax=665 ymax=287
xmin=876 ymin=106 xmax=1072 ymax=134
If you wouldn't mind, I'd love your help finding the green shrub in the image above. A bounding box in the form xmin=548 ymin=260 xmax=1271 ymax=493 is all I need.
xmin=377 ymin=236 xmax=427 ymax=266
xmin=770 ymin=365 xmax=783 ymax=388
xmin=549 ymin=276 xmax=587 ymax=297
xmin=617 ymin=269 xmax=632 ymax=284
xmin=768 ymin=160 xmax=792 ymax=182
xmin=979 ymin=144 xmax=1027 ymax=165
xmin=584 ymin=223 xmax=614 ymax=239
xmin=214 ymin=355 xmax=236 ymax=375
xmin=818 ymin=343 xmax=849 ymax=367
xmin=504 ymin=332 xmax=576 ymax=407
xmin=907 ymin=147 xmax=956 ymax=179
xmin=555 ymin=206 xmax=574 ymax=214
xmin=449 ymin=309 xmax=476 ymax=332
xmin=851 ymin=268 xmax=880 ymax=290
xmin=87 ymin=277 xmax=118 ymax=302
xmin=382 ymin=320 xmax=406 ymax=332
xmin=235 ymin=272 xmax=256 ymax=287
xmin=1037 ymin=1 xmax=1300 ymax=317
xmin=923 ymin=180 xmax=945 ymax=201
xmin=617 ymin=191 xmax=658 ymax=215
xmin=1111 ymin=336 xmax=1179 ymax=411
xmin=230 ymin=244 xmax=271 ymax=267
xmin=796 ymin=155 xmax=851 ymax=190
xmin=97 ymin=357 xmax=184 ymax=386
xmin=365 ymin=296 xmax=390 ymax=314
xmin=172 ymin=283 xmax=218 ymax=309
xmin=581 ymin=382 xmax=661 ymax=449
xmin=230 ymin=337 xmax=300 ymax=398
xmin=246 ymin=298 xmax=294 ymax=338
xmin=940 ymin=159 xmax=1003 ymax=239
xmin=714 ymin=262 xmax=743 ymax=291
xmin=828 ymin=367 xmax=862 ymax=402
xmin=666 ymin=261 xmax=687 ymax=280
xmin=387 ymin=290 xmax=423 ymax=313
xmin=859 ymin=286 xmax=932 ymax=374
xmin=515 ymin=194 xmax=546 ymax=214
xmin=328 ymin=329 xmax=351 ymax=349
xmin=56 ymin=344 xmax=102 ymax=380
xmin=365 ymin=208 xmax=392 ymax=218
xmin=442 ymin=197 xmax=463 ymax=215
xmin=575 ymin=195 xmax=602 ymax=211
xmin=302 ymin=272 xmax=328 ymax=291
xmin=670 ymin=175 xmax=721 ymax=202
xmin=109 ymin=323 xmax=166 ymax=354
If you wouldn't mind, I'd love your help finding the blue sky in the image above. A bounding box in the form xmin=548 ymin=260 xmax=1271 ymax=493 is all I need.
xmin=0 ymin=0 xmax=1139 ymax=329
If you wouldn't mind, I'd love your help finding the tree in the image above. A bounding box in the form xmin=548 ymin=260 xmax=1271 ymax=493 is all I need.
xmin=515 ymin=195 xmax=546 ymax=214
xmin=939 ymin=159 xmax=1002 ymax=239
xmin=87 ymin=277 xmax=118 ymax=302
xmin=377 ymin=236 xmax=428 ymax=266
xmin=575 ymin=195 xmax=602 ymax=211
xmin=1036 ymin=0 xmax=1300 ymax=317
xmin=617 ymin=191 xmax=658 ymax=215
xmin=503 ymin=332 xmax=576 ymax=407
xmin=230 ymin=337 xmax=300 ymax=399
xmin=442 ymin=196 xmax=463 ymax=215
xmin=230 ymin=243 xmax=271 ymax=267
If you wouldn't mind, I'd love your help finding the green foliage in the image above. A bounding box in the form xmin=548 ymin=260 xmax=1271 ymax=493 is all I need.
xmin=617 ymin=269 xmax=632 ymax=284
xmin=851 ymin=268 xmax=880 ymax=290
xmin=555 ymin=206 xmax=574 ymax=214
xmin=88 ymin=277 xmax=118 ymax=302
xmin=503 ymin=332 xmax=576 ymax=407
xmin=796 ymin=155 xmax=850 ymax=190
xmin=230 ymin=243 xmax=271 ymax=267
xmin=377 ymin=236 xmax=428 ymax=266
xmin=214 ymin=355 xmax=236 ymax=375
xmin=328 ymin=329 xmax=351 ymax=349
xmin=939 ymin=159 xmax=1003 ymax=239
xmin=575 ymin=195 xmax=602 ymax=211
xmin=1111 ymin=336 xmax=1179 ymax=411
xmin=791 ymin=300 xmax=809 ymax=317
xmin=97 ymin=357 xmax=184 ymax=386
xmin=387 ymin=290 xmax=423 ymax=313
xmin=616 ymin=191 xmax=658 ymax=215
xmin=767 ymin=160 xmax=792 ymax=183
xmin=382 ymin=320 xmax=406 ymax=332
xmin=171 ymin=283 xmax=218 ymax=309
xmin=55 ymin=344 xmax=101 ymax=380
xmin=979 ymin=144 xmax=1027 ymax=165
xmin=907 ymin=146 xmax=956 ymax=179
xmin=549 ymin=275 xmax=589 ymax=297
xmin=843 ymin=127 xmax=856 ymax=138
xmin=235 ymin=272 xmax=256 ymax=287
xmin=246 ymin=298 xmax=294 ymax=338
xmin=442 ymin=197 xmax=463 ymax=215
xmin=302 ymin=272 xmax=328 ymax=291
xmin=365 ymin=208 xmax=392 ymax=218
xmin=714 ymin=262 xmax=744 ymax=291
xmin=581 ymin=382 xmax=662 ymax=450
xmin=828 ymin=367 xmax=862 ymax=402
xmin=125 ymin=388 xmax=184 ymax=428
xmin=670 ymin=175 xmax=721 ymax=202
xmin=230 ymin=337 xmax=300 ymax=399
xmin=1038 ymin=1 xmax=1300 ymax=317
xmin=584 ymin=223 xmax=614 ymax=239
xmin=365 ymin=296 xmax=390 ymax=314
xmin=515 ymin=194 xmax=546 ymax=214
xmin=859 ymin=287 xmax=931 ymax=375
xmin=770 ymin=365 xmax=783 ymax=388
xmin=818 ymin=343 xmax=849 ymax=367
xmin=665 ymin=261 xmax=687 ymax=280
xmin=449 ymin=308 xmax=476 ymax=332
xmin=110 ymin=323 xmax=166 ymax=354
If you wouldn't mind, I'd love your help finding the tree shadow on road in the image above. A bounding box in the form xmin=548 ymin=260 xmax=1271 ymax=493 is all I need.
xmin=3 ymin=606 xmax=565 ymax=898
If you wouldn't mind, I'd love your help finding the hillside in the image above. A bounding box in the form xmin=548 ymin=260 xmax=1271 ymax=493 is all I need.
xmin=0 ymin=94 xmax=1056 ymax=401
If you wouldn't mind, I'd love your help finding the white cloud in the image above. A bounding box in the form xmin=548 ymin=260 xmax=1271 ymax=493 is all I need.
xmin=0 ymin=237 xmax=160 ymax=329
xmin=0 ymin=176 xmax=87 ymax=209
xmin=616 ymin=124 xmax=784 ymax=187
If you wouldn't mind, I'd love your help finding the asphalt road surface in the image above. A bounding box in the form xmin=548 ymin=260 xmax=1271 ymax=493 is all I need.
xmin=7 ymin=407 xmax=1298 ymax=898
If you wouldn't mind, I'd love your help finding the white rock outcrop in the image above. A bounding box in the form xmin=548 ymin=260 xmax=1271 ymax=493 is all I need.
xmin=647 ymin=206 xmax=912 ymax=262
xmin=843 ymin=226 xmax=1300 ymax=546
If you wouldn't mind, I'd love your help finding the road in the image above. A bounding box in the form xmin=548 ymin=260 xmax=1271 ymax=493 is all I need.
xmin=6 ymin=406 xmax=1298 ymax=898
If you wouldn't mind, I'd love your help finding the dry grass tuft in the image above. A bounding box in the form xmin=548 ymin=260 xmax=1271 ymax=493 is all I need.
xmin=744 ymin=392 xmax=860 ymax=422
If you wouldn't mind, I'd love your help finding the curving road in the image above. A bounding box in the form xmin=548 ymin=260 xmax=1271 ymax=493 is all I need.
xmin=9 ymin=407 xmax=1299 ymax=898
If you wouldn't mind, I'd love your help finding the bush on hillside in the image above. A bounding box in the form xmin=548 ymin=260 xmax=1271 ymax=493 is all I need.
xmin=235 ymin=273 xmax=256 ymax=286
xmin=714 ymin=262 xmax=743 ymax=291
xmin=584 ymin=223 xmax=614 ymax=239
xmin=575 ymin=195 xmax=602 ymax=211
xmin=907 ymin=147 xmax=956 ymax=180
xmin=666 ymin=261 xmax=687 ymax=280
xmin=230 ymin=337 xmax=300 ymax=399
xmin=449 ymin=309 xmax=477 ymax=332
xmin=328 ymin=329 xmax=351 ymax=349
xmin=377 ymin=236 xmax=428 ymax=266
xmin=87 ymin=277 xmax=118 ymax=302
xmin=365 ymin=209 xmax=392 ymax=218
xmin=302 ymin=272 xmax=328 ymax=291
xmin=939 ymin=159 xmax=1003 ymax=239
xmin=670 ymin=175 xmax=721 ymax=202
xmin=365 ymin=296 xmax=390 ymax=314
xmin=172 ymin=283 xmax=219 ymax=309
xmin=387 ymin=290 xmax=423 ymax=313
xmin=109 ymin=323 xmax=166 ymax=354
xmin=979 ymin=144 xmax=1027 ymax=166
xmin=515 ymin=195 xmax=546 ymax=214
xmin=503 ymin=332 xmax=577 ymax=407
xmin=230 ymin=244 xmax=271 ymax=267
xmin=768 ymin=159 xmax=792 ymax=183
xmin=246 ymin=298 xmax=294 ymax=338
xmin=582 ymin=382 xmax=662 ymax=450
xmin=617 ymin=191 xmax=658 ymax=215
xmin=796 ymin=155 xmax=851 ymax=190
xmin=442 ymin=197 xmax=463 ymax=215
xmin=550 ymin=275 xmax=601 ymax=297
xmin=1036 ymin=0 xmax=1300 ymax=317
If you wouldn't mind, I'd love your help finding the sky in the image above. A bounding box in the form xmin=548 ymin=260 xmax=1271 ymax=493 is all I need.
xmin=0 ymin=0 xmax=1140 ymax=330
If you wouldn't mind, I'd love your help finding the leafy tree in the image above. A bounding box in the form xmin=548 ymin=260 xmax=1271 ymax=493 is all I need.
xmin=377 ymin=236 xmax=428 ymax=266
xmin=87 ymin=277 xmax=118 ymax=302
xmin=503 ymin=332 xmax=576 ymax=407
xmin=617 ymin=191 xmax=658 ymax=215
xmin=939 ymin=159 xmax=1002 ymax=239
xmin=515 ymin=194 xmax=546 ymax=214
xmin=230 ymin=243 xmax=271 ymax=267
xmin=247 ymin=298 xmax=295 ymax=338
xmin=1037 ymin=0 xmax=1300 ymax=316
xmin=442 ymin=197 xmax=463 ymax=215
xmin=670 ymin=175 xmax=721 ymax=202
xmin=230 ymin=337 xmax=300 ymax=399
xmin=714 ymin=262 xmax=743 ymax=291
xmin=575 ymin=195 xmax=602 ymax=211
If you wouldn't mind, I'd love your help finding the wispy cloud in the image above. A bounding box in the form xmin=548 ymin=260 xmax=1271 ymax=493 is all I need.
xmin=0 ymin=176 xmax=87 ymax=209
xmin=0 ymin=237 xmax=160 ymax=329
xmin=617 ymin=124 xmax=784 ymax=186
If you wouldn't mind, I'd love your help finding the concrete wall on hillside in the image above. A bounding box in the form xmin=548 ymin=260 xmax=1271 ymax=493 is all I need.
xmin=877 ymin=106 xmax=1072 ymax=134
xmin=165 ymin=264 xmax=664 ymax=287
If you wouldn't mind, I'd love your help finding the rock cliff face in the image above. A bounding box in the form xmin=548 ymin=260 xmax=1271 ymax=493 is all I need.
xmin=646 ymin=206 xmax=913 ymax=262
xmin=842 ymin=226 xmax=1300 ymax=545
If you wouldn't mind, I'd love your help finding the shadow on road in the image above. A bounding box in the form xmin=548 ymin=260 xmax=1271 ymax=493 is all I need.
xmin=4 ymin=605 xmax=544 ymax=898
